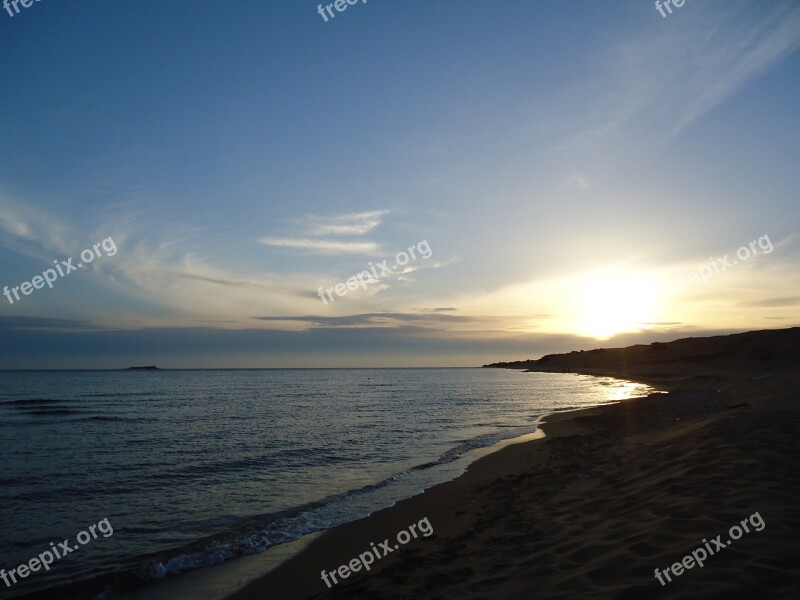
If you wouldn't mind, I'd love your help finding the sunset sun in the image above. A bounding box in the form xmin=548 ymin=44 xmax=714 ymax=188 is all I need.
xmin=574 ymin=273 xmax=660 ymax=339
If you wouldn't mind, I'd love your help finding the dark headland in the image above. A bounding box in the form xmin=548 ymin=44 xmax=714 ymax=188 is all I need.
xmin=483 ymin=326 xmax=800 ymax=377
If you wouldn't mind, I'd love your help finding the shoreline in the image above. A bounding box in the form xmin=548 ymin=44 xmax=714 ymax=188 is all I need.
xmin=225 ymin=332 xmax=800 ymax=598
xmin=154 ymin=374 xmax=653 ymax=600
xmin=223 ymin=376 xmax=669 ymax=600
xmin=192 ymin=376 xmax=647 ymax=600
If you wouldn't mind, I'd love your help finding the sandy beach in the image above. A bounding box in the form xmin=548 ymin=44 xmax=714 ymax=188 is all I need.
xmin=227 ymin=328 xmax=800 ymax=599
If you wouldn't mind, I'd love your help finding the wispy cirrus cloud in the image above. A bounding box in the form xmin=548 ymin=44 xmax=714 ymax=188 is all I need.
xmin=253 ymin=311 xmax=477 ymax=328
xmin=665 ymin=2 xmax=800 ymax=136
xmin=737 ymin=296 xmax=800 ymax=308
xmin=252 ymin=310 xmax=550 ymax=332
xmin=303 ymin=209 xmax=390 ymax=236
xmin=0 ymin=194 xmax=77 ymax=259
xmin=259 ymin=209 xmax=391 ymax=255
xmin=563 ymin=1 xmax=800 ymax=145
xmin=258 ymin=237 xmax=381 ymax=254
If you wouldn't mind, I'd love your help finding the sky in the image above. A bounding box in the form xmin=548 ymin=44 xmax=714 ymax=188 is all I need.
xmin=1 ymin=0 xmax=799 ymax=368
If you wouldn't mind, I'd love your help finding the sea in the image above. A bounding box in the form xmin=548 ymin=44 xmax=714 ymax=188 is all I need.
xmin=0 ymin=368 xmax=655 ymax=599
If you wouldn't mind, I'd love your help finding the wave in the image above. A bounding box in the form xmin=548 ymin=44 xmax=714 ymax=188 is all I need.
xmin=24 ymin=408 xmax=84 ymax=416
xmin=135 ymin=424 xmax=540 ymax=581
xmin=3 ymin=398 xmax=71 ymax=405
xmin=72 ymin=415 xmax=143 ymax=423
xmin=76 ymin=392 xmax=167 ymax=399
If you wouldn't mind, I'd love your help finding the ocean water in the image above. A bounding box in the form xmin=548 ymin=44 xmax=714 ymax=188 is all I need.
xmin=0 ymin=369 xmax=654 ymax=599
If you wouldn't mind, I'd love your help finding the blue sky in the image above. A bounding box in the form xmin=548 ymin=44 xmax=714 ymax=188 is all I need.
xmin=1 ymin=0 xmax=799 ymax=367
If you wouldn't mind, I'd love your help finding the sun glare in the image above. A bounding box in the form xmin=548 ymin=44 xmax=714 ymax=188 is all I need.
xmin=573 ymin=273 xmax=660 ymax=339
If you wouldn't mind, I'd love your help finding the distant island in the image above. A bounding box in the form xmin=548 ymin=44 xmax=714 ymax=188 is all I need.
xmin=126 ymin=366 xmax=160 ymax=370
